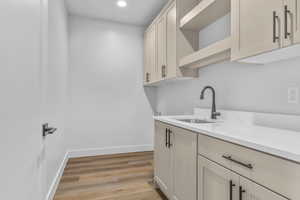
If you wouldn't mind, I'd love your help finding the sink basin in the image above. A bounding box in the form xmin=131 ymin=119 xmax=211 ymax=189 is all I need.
xmin=175 ymin=119 xmax=216 ymax=124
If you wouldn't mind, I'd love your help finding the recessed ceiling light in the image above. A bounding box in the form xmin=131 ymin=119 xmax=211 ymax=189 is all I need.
xmin=117 ymin=0 xmax=127 ymax=7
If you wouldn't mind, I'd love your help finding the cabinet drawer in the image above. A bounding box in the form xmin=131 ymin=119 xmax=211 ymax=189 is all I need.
xmin=198 ymin=134 xmax=300 ymax=199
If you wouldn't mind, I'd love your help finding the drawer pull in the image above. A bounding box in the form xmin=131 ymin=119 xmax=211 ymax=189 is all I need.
xmin=222 ymin=155 xmax=253 ymax=170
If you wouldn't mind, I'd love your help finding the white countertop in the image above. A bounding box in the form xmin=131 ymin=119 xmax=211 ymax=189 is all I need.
xmin=154 ymin=114 xmax=300 ymax=163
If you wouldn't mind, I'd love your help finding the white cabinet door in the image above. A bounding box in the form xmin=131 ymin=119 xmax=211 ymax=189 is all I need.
xmin=172 ymin=127 xmax=197 ymax=200
xmin=154 ymin=122 xmax=172 ymax=198
xmin=198 ymin=156 xmax=239 ymax=200
xmin=239 ymin=177 xmax=287 ymax=200
xmin=147 ymin=25 xmax=157 ymax=83
xmin=157 ymin=15 xmax=167 ymax=80
xmin=144 ymin=32 xmax=151 ymax=84
xmin=166 ymin=3 xmax=177 ymax=79
xmin=295 ymin=0 xmax=300 ymax=43
xmin=232 ymin=0 xmax=284 ymax=60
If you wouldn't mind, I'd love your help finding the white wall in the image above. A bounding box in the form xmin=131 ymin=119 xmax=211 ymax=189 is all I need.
xmin=156 ymin=15 xmax=300 ymax=116
xmin=45 ymin=0 xmax=69 ymax=197
xmin=67 ymin=16 xmax=155 ymax=152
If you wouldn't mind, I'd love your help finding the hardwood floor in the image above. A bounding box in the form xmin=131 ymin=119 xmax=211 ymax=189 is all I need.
xmin=54 ymin=151 xmax=167 ymax=200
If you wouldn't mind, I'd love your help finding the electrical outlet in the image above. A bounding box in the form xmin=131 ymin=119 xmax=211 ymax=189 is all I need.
xmin=288 ymin=87 xmax=299 ymax=104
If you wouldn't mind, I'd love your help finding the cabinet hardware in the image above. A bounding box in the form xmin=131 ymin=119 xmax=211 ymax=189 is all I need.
xmin=165 ymin=128 xmax=168 ymax=147
xmin=162 ymin=65 xmax=167 ymax=78
xmin=146 ymin=72 xmax=150 ymax=82
xmin=239 ymin=186 xmax=246 ymax=200
xmin=230 ymin=180 xmax=236 ymax=200
xmin=222 ymin=155 xmax=253 ymax=169
xmin=273 ymin=11 xmax=280 ymax=43
xmin=284 ymin=5 xmax=291 ymax=39
xmin=168 ymin=129 xmax=172 ymax=148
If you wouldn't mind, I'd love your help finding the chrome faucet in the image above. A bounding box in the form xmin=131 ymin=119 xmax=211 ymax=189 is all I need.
xmin=200 ymin=86 xmax=221 ymax=120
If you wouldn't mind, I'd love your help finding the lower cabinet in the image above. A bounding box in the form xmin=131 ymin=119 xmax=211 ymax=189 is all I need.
xmin=154 ymin=122 xmax=172 ymax=197
xmin=198 ymin=155 xmax=287 ymax=200
xmin=154 ymin=121 xmax=197 ymax=200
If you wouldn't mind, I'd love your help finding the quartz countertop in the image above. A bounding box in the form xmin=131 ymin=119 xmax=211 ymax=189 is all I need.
xmin=154 ymin=114 xmax=300 ymax=163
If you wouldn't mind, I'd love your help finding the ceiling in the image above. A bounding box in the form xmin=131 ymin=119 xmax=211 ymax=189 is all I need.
xmin=65 ymin=0 xmax=169 ymax=26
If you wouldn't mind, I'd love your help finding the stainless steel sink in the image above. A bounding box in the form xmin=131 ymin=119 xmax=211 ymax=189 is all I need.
xmin=175 ymin=119 xmax=216 ymax=124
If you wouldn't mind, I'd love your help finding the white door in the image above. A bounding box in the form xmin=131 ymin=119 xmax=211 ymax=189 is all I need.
xmin=239 ymin=177 xmax=288 ymax=200
xmin=154 ymin=122 xmax=172 ymax=198
xmin=0 ymin=0 xmax=46 ymax=199
xmin=172 ymin=127 xmax=197 ymax=200
xmin=198 ymin=156 xmax=239 ymax=200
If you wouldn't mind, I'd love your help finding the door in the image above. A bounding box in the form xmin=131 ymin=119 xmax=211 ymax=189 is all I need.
xmin=198 ymin=156 xmax=239 ymax=200
xmin=232 ymin=0 xmax=284 ymax=60
xmin=154 ymin=122 xmax=172 ymax=198
xmin=0 ymin=0 xmax=45 ymax=199
xmin=166 ymin=3 xmax=177 ymax=79
xmin=157 ymin=15 xmax=167 ymax=80
xmin=172 ymin=127 xmax=197 ymax=200
xmin=283 ymin=0 xmax=299 ymax=46
xmin=239 ymin=177 xmax=288 ymax=200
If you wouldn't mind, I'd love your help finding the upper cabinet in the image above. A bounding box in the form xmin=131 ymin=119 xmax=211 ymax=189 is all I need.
xmin=232 ymin=0 xmax=300 ymax=63
xmin=144 ymin=1 xmax=198 ymax=86
xmin=231 ymin=0 xmax=283 ymax=60
xmin=144 ymin=0 xmax=300 ymax=85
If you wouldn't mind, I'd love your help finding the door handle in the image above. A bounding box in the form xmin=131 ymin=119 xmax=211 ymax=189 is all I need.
xmin=284 ymin=5 xmax=291 ymax=39
xmin=43 ymin=123 xmax=57 ymax=137
xmin=230 ymin=180 xmax=236 ymax=200
xmin=273 ymin=11 xmax=280 ymax=43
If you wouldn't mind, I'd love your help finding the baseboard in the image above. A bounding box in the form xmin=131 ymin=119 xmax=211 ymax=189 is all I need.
xmin=45 ymin=144 xmax=153 ymax=200
xmin=45 ymin=152 xmax=69 ymax=200
xmin=68 ymin=144 xmax=154 ymax=158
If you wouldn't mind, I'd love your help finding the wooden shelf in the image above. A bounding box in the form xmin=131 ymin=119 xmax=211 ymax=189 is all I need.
xmin=180 ymin=0 xmax=230 ymax=31
xmin=179 ymin=37 xmax=232 ymax=69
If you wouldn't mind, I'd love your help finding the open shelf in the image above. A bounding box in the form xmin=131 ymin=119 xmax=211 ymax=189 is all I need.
xmin=180 ymin=0 xmax=230 ymax=31
xmin=179 ymin=37 xmax=232 ymax=69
